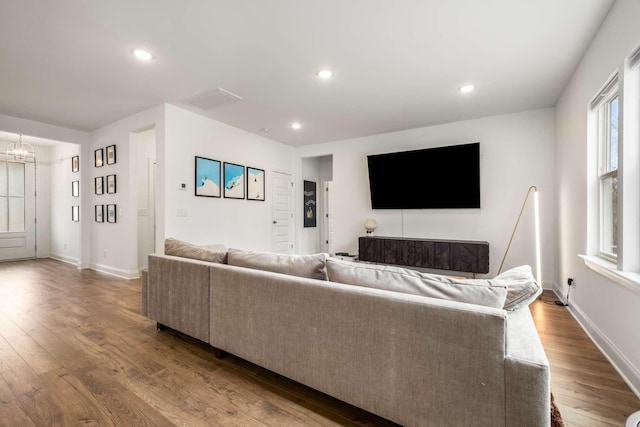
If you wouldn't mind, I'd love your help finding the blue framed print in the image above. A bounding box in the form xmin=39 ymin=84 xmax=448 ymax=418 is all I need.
xmin=224 ymin=162 xmax=245 ymax=199
xmin=195 ymin=156 xmax=221 ymax=198
xmin=246 ymin=167 xmax=265 ymax=201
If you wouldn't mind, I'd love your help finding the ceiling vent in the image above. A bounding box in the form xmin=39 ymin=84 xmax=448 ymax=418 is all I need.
xmin=182 ymin=87 xmax=244 ymax=110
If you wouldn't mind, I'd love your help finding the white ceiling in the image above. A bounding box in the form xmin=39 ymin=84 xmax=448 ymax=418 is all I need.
xmin=0 ymin=0 xmax=613 ymax=147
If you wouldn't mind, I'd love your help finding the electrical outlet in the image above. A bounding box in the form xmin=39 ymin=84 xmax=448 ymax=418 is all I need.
xmin=568 ymin=278 xmax=574 ymax=286
xmin=103 ymin=250 xmax=107 ymax=258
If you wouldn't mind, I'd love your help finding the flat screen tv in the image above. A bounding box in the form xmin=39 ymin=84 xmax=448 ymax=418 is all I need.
xmin=367 ymin=142 xmax=480 ymax=209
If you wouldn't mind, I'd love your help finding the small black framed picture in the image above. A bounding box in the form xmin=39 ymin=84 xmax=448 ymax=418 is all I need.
xmin=223 ymin=162 xmax=245 ymax=199
xmin=106 ymin=174 xmax=116 ymax=194
xmin=72 ymin=205 xmax=80 ymax=222
xmin=106 ymin=145 xmax=116 ymax=165
xmin=72 ymin=155 xmax=79 ymax=173
xmin=95 ymin=148 xmax=104 ymax=167
xmin=195 ymin=156 xmax=221 ymax=198
xmin=107 ymin=204 xmax=117 ymax=223
xmin=95 ymin=205 xmax=104 ymax=222
xmin=95 ymin=176 xmax=104 ymax=195
xmin=246 ymin=167 xmax=265 ymax=201
xmin=72 ymin=180 xmax=79 ymax=197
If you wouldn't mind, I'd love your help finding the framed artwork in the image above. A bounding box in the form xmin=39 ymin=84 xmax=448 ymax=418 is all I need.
xmin=195 ymin=156 xmax=221 ymax=198
xmin=72 ymin=205 xmax=80 ymax=222
xmin=95 ymin=205 xmax=104 ymax=222
xmin=95 ymin=148 xmax=104 ymax=167
xmin=106 ymin=145 xmax=116 ymax=165
xmin=72 ymin=180 xmax=79 ymax=197
xmin=107 ymin=204 xmax=117 ymax=223
xmin=303 ymin=180 xmax=317 ymax=228
xmin=106 ymin=174 xmax=116 ymax=194
xmin=246 ymin=167 xmax=265 ymax=201
xmin=223 ymin=162 xmax=245 ymax=199
xmin=95 ymin=176 xmax=104 ymax=195
xmin=72 ymin=155 xmax=79 ymax=172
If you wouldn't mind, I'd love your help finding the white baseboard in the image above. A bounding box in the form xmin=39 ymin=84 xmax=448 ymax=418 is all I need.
xmin=49 ymin=253 xmax=80 ymax=266
xmin=90 ymin=263 xmax=140 ymax=280
xmin=560 ymin=293 xmax=640 ymax=399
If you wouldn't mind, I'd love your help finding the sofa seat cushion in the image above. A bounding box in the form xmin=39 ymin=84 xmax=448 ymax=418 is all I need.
xmin=227 ymin=248 xmax=329 ymax=280
xmin=326 ymin=258 xmax=508 ymax=309
xmin=495 ymin=265 xmax=542 ymax=310
xmin=164 ymin=238 xmax=227 ymax=264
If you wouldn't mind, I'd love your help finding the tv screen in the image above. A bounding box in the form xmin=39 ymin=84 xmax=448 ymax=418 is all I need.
xmin=367 ymin=142 xmax=480 ymax=209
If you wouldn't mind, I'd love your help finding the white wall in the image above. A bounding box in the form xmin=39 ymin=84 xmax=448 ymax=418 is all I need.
xmin=34 ymin=145 xmax=51 ymax=258
xmin=297 ymin=108 xmax=556 ymax=282
xmin=49 ymin=142 xmax=81 ymax=264
xmin=163 ymin=104 xmax=296 ymax=251
xmin=89 ymin=105 xmax=165 ymax=278
xmin=555 ymin=0 xmax=640 ymax=396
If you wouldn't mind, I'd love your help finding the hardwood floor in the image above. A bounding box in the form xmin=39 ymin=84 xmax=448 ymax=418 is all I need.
xmin=0 ymin=259 xmax=638 ymax=426
xmin=532 ymin=291 xmax=640 ymax=426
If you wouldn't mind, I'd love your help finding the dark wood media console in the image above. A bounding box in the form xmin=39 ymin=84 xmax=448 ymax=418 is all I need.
xmin=358 ymin=236 xmax=489 ymax=274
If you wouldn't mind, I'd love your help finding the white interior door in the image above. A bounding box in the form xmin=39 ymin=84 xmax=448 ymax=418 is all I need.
xmin=0 ymin=160 xmax=36 ymax=260
xmin=272 ymin=171 xmax=294 ymax=253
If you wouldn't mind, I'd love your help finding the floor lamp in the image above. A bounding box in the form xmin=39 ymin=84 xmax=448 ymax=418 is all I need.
xmin=498 ymin=185 xmax=542 ymax=286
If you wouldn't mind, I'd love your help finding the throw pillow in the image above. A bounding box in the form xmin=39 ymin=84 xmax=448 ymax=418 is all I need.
xmin=326 ymin=258 xmax=508 ymax=309
xmin=494 ymin=265 xmax=542 ymax=310
xmin=164 ymin=238 xmax=228 ymax=264
xmin=227 ymin=248 xmax=329 ymax=280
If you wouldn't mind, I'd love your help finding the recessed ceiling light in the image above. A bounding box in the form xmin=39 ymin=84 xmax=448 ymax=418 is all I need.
xmin=291 ymin=122 xmax=302 ymax=130
xmin=316 ymin=69 xmax=333 ymax=79
xmin=131 ymin=48 xmax=155 ymax=61
xmin=459 ymin=84 xmax=475 ymax=93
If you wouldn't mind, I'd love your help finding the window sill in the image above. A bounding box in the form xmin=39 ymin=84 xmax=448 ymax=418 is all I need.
xmin=579 ymin=254 xmax=640 ymax=294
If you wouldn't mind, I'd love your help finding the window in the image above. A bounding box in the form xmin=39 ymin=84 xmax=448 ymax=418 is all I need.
xmin=583 ymin=42 xmax=640 ymax=286
xmin=592 ymin=77 xmax=619 ymax=260
xmin=0 ymin=161 xmax=26 ymax=232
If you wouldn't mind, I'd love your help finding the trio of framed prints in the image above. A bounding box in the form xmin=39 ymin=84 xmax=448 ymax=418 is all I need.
xmin=95 ymin=204 xmax=117 ymax=223
xmin=195 ymin=156 xmax=265 ymax=201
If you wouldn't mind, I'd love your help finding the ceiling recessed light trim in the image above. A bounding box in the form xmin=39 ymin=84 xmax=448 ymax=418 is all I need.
xmin=291 ymin=122 xmax=302 ymax=130
xmin=316 ymin=69 xmax=333 ymax=79
xmin=131 ymin=48 xmax=155 ymax=61
xmin=459 ymin=84 xmax=475 ymax=93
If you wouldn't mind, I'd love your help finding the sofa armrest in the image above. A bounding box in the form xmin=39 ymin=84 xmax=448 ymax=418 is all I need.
xmin=140 ymin=268 xmax=149 ymax=316
xmin=209 ymin=263 xmax=509 ymax=427
xmin=505 ymin=308 xmax=550 ymax=426
xmin=147 ymin=254 xmax=212 ymax=342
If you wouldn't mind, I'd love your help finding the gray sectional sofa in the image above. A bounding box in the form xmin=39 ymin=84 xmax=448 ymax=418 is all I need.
xmin=141 ymin=239 xmax=550 ymax=427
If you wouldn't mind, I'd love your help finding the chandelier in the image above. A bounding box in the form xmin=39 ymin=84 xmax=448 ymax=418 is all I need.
xmin=6 ymin=134 xmax=36 ymax=163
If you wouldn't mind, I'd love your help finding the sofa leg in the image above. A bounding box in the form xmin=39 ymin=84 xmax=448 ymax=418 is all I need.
xmin=156 ymin=322 xmax=167 ymax=332
xmin=213 ymin=347 xmax=227 ymax=359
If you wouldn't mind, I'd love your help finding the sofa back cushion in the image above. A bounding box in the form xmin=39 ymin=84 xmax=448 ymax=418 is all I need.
xmin=164 ymin=238 xmax=227 ymax=264
xmin=227 ymin=248 xmax=329 ymax=280
xmin=326 ymin=258 xmax=508 ymax=309
xmin=494 ymin=265 xmax=542 ymax=310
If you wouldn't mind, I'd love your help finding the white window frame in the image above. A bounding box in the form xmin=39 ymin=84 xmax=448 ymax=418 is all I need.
xmin=583 ymin=44 xmax=640 ymax=290
xmin=594 ymin=83 xmax=619 ymax=262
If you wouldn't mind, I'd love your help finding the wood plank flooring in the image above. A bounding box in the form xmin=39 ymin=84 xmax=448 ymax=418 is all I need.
xmin=0 ymin=258 xmax=638 ymax=426
xmin=532 ymin=291 xmax=640 ymax=426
